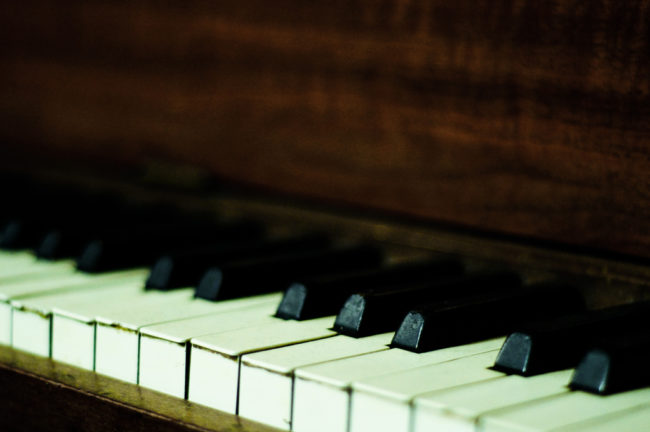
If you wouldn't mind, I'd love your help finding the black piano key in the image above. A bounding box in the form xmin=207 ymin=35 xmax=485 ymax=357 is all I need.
xmin=391 ymin=281 xmax=585 ymax=353
xmin=35 ymin=227 xmax=94 ymax=260
xmin=275 ymin=258 xmax=464 ymax=320
xmin=77 ymin=220 xmax=263 ymax=273
xmin=333 ymin=271 xmax=521 ymax=338
xmin=194 ymin=244 xmax=383 ymax=301
xmin=570 ymin=331 xmax=650 ymax=395
xmin=0 ymin=219 xmax=49 ymax=250
xmin=493 ymin=301 xmax=650 ymax=376
xmin=145 ymin=233 xmax=331 ymax=291
xmin=2 ymin=216 xmax=73 ymax=252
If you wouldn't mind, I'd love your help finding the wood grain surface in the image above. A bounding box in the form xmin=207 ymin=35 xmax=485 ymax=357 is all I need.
xmin=0 ymin=0 xmax=648 ymax=257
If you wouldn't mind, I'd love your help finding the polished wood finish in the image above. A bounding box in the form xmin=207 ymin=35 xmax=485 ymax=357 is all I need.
xmin=1 ymin=0 xmax=649 ymax=258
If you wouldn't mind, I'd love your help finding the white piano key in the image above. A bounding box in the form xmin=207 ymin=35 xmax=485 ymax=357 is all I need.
xmin=0 ymin=257 xmax=75 ymax=279
xmin=12 ymin=308 xmax=51 ymax=356
xmin=0 ymin=250 xmax=32 ymax=261
xmin=239 ymin=332 xmax=393 ymax=430
xmin=0 ymin=267 xmax=144 ymax=347
xmin=0 ymin=253 xmax=55 ymax=346
xmin=550 ymin=405 xmax=650 ymax=432
xmin=52 ymin=312 xmax=97 ymax=369
xmin=412 ymin=369 xmax=572 ymax=432
xmin=138 ymin=300 xmax=281 ymax=398
xmin=0 ymin=251 xmax=36 ymax=269
xmin=52 ymin=287 xmax=193 ymax=369
xmin=479 ymin=387 xmax=650 ymax=432
xmin=0 ymin=250 xmax=35 ymax=266
xmin=349 ymin=350 xmax=502 ymax=432
xmin=50 ymin=285 xmax=174 ymax=369
xmin=292 ymin=337 xmax=505 ymax=432
xmin=188 ymin=316 xmax=337 ymax=414
xmin=0 ymin=268 xmax=147 ymax=301
xmin=94 ymin=292 xmax=282 ymax=384
xmin=0 ymin=301 xmax=11 ymax=345
xmin=10 ymin=274 xmax=148 ymax=356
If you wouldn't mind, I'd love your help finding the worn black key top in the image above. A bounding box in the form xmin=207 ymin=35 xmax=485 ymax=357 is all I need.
xmin=275 ymin=259 xmax=464 ymax=320
xmin=493 ymin=300 xmax=650 ymax=376
xmin=570 ymin=330 xmax=650 ymax=395
xmin=391 ymin=281 xmax=585 ymax=353
xmin=77 ymin=220 xmax=262 ymax=273
xmin=334 ymin=272 xmax=521 ymax=338
xmin=145 ymin=233 xmax=331 ymax=290
xmin=194 ymin=244 xmax=383 ymax=301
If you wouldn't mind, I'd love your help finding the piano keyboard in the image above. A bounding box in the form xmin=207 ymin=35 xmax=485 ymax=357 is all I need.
xmin=1 ymin=184 xmax=650 ymax=432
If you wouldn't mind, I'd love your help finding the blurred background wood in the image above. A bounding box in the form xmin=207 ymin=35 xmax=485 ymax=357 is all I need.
xmin=1 ymin=0 xmax=648 ymax=258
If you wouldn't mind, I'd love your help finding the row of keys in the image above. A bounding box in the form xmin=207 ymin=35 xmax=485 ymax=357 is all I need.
xmin=4 ymin=247 xmax=650 ymax=432
xmin=1 ymin=187 xmax=649 ymax=432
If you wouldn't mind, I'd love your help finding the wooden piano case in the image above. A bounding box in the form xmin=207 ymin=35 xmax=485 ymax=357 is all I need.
xmin=0 ymin=0 xmax=649 ymax=430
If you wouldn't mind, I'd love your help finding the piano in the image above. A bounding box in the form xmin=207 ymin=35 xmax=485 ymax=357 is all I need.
xmin=1 ymin=0 xmax=649 ymax=431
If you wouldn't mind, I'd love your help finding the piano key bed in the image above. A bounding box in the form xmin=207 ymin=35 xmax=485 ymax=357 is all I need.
xmin=1 ymin=178 xmax=650 ymax=432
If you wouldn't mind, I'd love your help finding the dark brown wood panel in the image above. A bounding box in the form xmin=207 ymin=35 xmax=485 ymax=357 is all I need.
xmin=1 ymin=0 xmax=649 ymax=257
